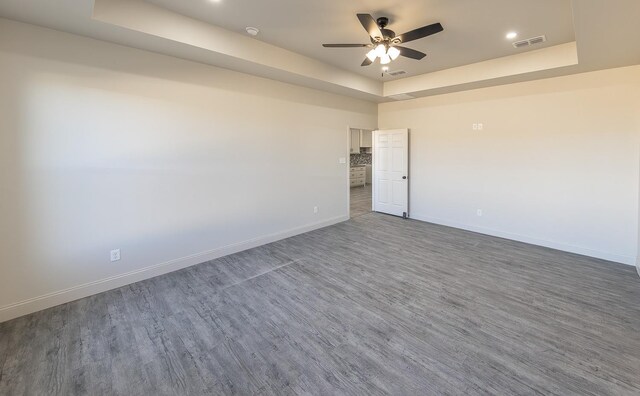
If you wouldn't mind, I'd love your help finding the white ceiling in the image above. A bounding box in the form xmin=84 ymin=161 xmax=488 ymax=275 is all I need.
xmin=0 ymin=0 xmax=639 ymax=102
xmin=145 ymin=0 xmax=576 ymax=81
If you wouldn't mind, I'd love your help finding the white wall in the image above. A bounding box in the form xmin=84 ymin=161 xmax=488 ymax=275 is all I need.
xmin=0 ymin=19 xmax=377 ymax=321
xmin=1 ymin=19 xmax=638 ymax=323
xmin=379 ymin=66 xmax=640 ymax=265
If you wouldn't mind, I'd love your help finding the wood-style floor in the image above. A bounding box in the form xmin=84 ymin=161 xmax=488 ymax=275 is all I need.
xmin=350 ymin=184 xmax=372 ymax=218
xmin=1 ymin=214 xmax=639 ymax=395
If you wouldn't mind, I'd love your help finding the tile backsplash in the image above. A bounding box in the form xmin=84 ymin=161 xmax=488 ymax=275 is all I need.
xmin=350 ymin=153 xmax=371 ymax=166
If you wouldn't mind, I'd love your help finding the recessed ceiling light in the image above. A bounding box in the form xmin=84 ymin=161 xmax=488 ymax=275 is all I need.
xmin=245 ymin=27 xmax=259 ymax=36
xmin=506 ymin=32 xmax=518 ymax=40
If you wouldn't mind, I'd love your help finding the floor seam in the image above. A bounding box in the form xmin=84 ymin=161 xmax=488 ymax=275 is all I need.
xmin=218 ymin=259 xmax=303 ymax=292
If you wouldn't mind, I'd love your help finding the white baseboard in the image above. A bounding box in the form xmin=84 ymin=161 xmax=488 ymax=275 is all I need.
xmin=410 ymin=213 xmax=636 ymax=266
xmin=0 ymin=215 xmax=348 ymax=323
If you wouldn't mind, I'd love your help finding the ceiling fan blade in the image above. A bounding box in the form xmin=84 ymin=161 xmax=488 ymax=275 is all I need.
xmin=357 ymin=13 xmax=383 ymax=41
xmin=397 ymin=23 xmax=443 ymax=44
xmin=395 ymin=46 xmax=427 ymax=60
xmin=322 ymin=44 xmax=370 ymax=48
xmin=361 ymin=57 xmax=373 ymax=66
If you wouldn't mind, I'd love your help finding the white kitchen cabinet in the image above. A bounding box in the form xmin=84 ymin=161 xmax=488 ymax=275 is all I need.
xmin=350 ymin=128 xmax=361 ymax=154
xmin=360 ymin=129 xmax=372 ymax=148
xmin=350 ymin=166 xmax=366 ymax=187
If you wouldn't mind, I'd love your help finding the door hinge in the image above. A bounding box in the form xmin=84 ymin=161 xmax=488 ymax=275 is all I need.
xmin=403 ymin=212 xmax=408 ymax=219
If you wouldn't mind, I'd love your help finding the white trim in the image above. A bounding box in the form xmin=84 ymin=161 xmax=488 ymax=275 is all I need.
xmin=0 ymin=215 xmax=348 ymax=323
xmin=346 ymin=126 xmax=352 ymax=219
xmin=372 ymin=129 xmax=376 ymax=212
xmin=410 ymin=213 xmax=636 ymax=266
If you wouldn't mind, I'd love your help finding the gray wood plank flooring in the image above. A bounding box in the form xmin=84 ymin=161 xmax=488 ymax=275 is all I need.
xmin=1 ymin=213 xmax=640 ymax=395
xmin=350 ymin=184 xmax=371 ymax=218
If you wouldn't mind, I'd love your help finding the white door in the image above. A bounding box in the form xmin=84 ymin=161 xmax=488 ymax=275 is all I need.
xmin=373 ymin=129 xmax=408 ymax=217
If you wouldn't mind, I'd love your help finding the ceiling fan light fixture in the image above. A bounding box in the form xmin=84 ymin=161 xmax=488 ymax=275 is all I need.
xmin=380 ymin=54 xmax=391 ymax=65
xmin=375 ymin=44 xmax=387 ymax=57
xmin=387 ymin=46 xmax=400 ymax=60
xmin=366 ymin=49 xmax=378 ymax=61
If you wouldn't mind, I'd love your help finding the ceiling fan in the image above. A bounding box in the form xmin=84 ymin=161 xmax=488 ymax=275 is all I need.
xmin=323 ymin=14 xmax=443 ymax=66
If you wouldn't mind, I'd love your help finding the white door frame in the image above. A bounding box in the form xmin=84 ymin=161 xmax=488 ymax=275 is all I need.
xmin=372 ymin=128 xmax=409 ymax=218
xmin=346 ymin=126 xmax=351 ymax=218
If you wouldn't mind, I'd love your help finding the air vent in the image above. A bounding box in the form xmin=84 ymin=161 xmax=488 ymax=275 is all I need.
xmin=513 ymin=40 xmax=530 ymax=48
xmin=529 ymin=36 xmax=546 ymax=45
xmin=386 ymin=69 xmax=407 ymax=77
xmin=513 ymin=35 xmax=547 ymax=49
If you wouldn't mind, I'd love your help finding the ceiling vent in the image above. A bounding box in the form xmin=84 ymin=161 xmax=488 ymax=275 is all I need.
xmin=513 ymin=35 xmax=547 ymax=49
xmin=386 ymin=69 xmax=407 ymax=77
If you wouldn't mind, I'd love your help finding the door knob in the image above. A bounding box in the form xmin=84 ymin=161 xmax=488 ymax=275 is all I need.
xmin=402 ymin=176 xmax=407 ymax=179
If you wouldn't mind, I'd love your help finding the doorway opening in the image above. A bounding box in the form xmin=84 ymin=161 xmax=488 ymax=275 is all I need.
xmin=349 ymin=127 xmax=373 ymax=218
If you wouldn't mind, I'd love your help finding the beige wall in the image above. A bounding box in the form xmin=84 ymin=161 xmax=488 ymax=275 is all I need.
xmin=379 ymin=66 xmax=640 ymax=265
xmin=0 ymin=19 xmax=377 ymax=321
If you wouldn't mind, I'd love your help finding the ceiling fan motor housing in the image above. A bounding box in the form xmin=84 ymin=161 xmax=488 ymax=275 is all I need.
xmin=382 ymin=29 xmax=396 ymax=40
xmin=376 ymin=17 xmax=396 ymax=40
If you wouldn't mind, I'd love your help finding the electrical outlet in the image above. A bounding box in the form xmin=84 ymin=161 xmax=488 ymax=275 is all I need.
xmin=477 ymin=123 xmax=484 ymax=130
xmin=313 ymin=206 xmax=319 ymax=214
xmin=472 ymin=123 xmax=478 ymax=130
xmin=473 ymin=123 xmax=484 ymax=131
xmin=477 ymin=209 xmax=483 ymax=217
xmin=110 ymin=249 xmax=121 ymax=262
